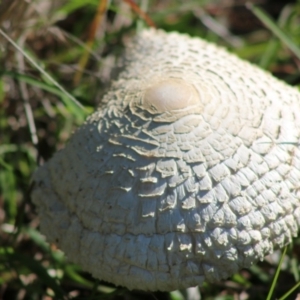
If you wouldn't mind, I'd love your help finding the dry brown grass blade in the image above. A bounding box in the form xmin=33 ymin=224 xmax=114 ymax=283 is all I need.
xmin=0 ymin=0 xmax=31 ymax=41
xmin=123 ymin=0 xmax=156 ymax=28
xmin=15 ymin=38 xmax=39 ymax=147
xmin=73 ymin=0 xmax=108 ymax=86
xmin=0 ymin=0 xmax=18 ymax=22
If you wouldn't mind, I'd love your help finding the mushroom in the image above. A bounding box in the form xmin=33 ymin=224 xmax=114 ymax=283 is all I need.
xmin=31 ymin=29 xmax=300 ymax=291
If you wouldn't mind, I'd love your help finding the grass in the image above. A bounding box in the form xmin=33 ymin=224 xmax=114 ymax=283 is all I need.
xmin=1 ymin=0 xmax=300 ymax=299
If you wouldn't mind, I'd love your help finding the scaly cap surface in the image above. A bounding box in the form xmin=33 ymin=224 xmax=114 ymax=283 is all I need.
xmin=32 ymin=29 xmax=300 ymax=291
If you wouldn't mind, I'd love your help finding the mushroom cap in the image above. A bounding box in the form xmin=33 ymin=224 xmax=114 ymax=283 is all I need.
xmin=31 ymin=29 xmax=300 ymax=291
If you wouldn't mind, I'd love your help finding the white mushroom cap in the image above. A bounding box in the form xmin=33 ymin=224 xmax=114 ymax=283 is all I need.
xmin=31 ymin=29 xmax=300 ymax=291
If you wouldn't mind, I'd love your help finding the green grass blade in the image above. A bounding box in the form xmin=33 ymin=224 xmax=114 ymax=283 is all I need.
xmin=2 ymin=248 xmax=65 ymax=298
xmin=0 ymin=157 xmax=13 ymax=170
xmin=278 ymin=280 xmax=300 ymax=300
xmin=169 ymin=290 xmax=185 ymax=300
xmin=0 ymin=71 xmax=73 ymax=99
xmin=0 ymin=168 xmax=17 ymax=222
xmin=0 ymin=70 xmax=91 ymax=121
xmin=58 ymin=0 xmax=98 ymax=15
xmin=0 ymin=28 xmax=87 ymax=112
xmin=64 ymin=264 xmax=94 ymax=288
xmin=247 ymin=4 xmax=300 ymax=60
xmin=266 ymin=246 xmax=287 ymax=300
xmin=258 ymin=38 xmax=280 ymax=69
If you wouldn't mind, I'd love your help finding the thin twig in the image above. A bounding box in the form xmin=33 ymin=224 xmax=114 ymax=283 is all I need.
xmin=123 ymin=0 xmax=156 ymax=28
